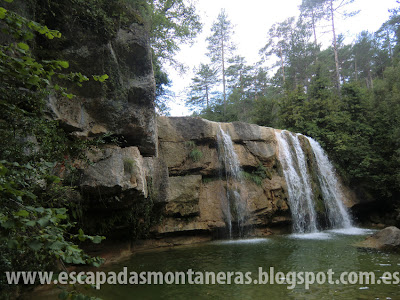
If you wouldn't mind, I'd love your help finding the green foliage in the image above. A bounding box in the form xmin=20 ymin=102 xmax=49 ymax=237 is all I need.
xmin=251 ymin=95 xmax=279 ymax=127
xmin=185 ymin=141 xmax=203 ymax=162
xmin=206 ymin=9 xmax=236 ymax=112
xmin=189 ymin=148 xmax=203 ymax=162
xmin=123 ymin=158 xmax=136 ymax=174
xmin=0 ymin=163 xmax=104 ymax=264
xmin=128 ymin=195 xmax=162 ymax=240
xmin=81 ymin=178 xmax=163 ymax=241
xmin=0 ymin=1 xmax=107 ymax=296
xmin=153 ymin=55 xmax=172 ymax=115
xmin=138 ymin=0 xmax=202 ymax=68
xmin=30 ymin=0 xmax=139 ymax=44
xmin=241 ymin=171 xmax=263 ymax=186
xmin=186 ymin=63 xmax=218 ymax=111
xmin=241 ymin=164 xmax=271 ymax=186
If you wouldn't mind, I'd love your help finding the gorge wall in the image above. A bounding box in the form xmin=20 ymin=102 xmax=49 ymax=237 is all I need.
xmin=73 ymin=115 xmax=360 ymax=251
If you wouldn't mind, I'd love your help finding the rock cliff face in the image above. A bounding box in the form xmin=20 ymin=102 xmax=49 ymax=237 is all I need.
xmin=4 ymin=0 xmax=157 ymax=156
xmin=154 ymin=117 xmax=291 ymax=239
xmin=75 ymin=116 xmax=294 ymax=247
xmin=22 ymin=1 xmax=163 ymax=242
xmin=74 ymin=114 xmax=359 ymax=249
xmin=46 ymin=22 xmax=157 ymax=156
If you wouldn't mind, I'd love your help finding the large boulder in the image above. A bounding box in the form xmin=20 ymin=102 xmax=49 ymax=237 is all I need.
xmin=80 ymin=146 xmax=148 ymax=206
xmin=357 ymin=226 xmax=400 ymax=251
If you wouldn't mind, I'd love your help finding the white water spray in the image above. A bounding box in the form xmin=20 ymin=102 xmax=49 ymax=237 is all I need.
xmin=276 ymin=130 xmax=354 ymax=233
xmin=276 ymin=130 xmax=318 ymax=233
xmin=307 ymin=137 xmax=352 ymax=229
xmin=217 ymin=126 xmax=248 ymax=237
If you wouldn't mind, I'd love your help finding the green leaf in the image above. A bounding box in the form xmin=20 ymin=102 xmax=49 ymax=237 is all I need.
xmin=49 ymin=241 xmax=64 ymax=250
xmin=27 ymin=75 xmax=40 ymax=86
xmin=37 ymin=217 xmax=50 ymax=227
xmin=7 ymin=239 xmax=18 ymax=249
xmin=17 ymin=42 xmax=29 ymax=51
xmin=0 ymin=8 xmax=7 ymax=19
xmin=92 ymin=261 xmax=102 ymax=268
xmin=77 ymin=228 xmax=86 ymax=242
xmin=15 ymin=210 xmax=29 ymax=217
xmin=34 ymin=207 xmax=45 ymax=214
xmin=47 ymin=175 xmax=61 ymax=184
xmin=58 ymin=61 xmax=69 ymax=69
xmin=25 ymin=220 xmax=36 ymax=227
xmin=72 ymin=257 xmax=85 ymax=265
xmin=93 ymin=74 xmax=109 ymax=82
xmin=28 ymin=240 xmax=43 ymax=251
xmin=55 ymin=208 xmax=67 ymax=215
xmin=56 ymin=214 xmax=67 ymax=220
xmin=1 ymin=220 xmax=15 ymax=229
xmin=92 ymin=236 xmax=104 ymax=244
xmin=0 ymin=164 xmax=8 ymax=176
xmin=58 ymin=290 xmax=69 ymax=300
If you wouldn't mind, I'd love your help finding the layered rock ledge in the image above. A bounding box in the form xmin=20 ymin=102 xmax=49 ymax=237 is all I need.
xmin=154 ymin=116 xmax=291 ymax=238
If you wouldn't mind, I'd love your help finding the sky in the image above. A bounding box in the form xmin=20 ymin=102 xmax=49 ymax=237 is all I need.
xmin=166 ymin=0 xmax=399 ymax=116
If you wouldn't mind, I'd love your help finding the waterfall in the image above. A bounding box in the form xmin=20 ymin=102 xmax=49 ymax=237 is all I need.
xmin=276 ymin=130 xmax=353 ymax=233
xmin=217 ymin=126 xmax=248 ymax=237
xmin=307 ymin=137 xmax=352 ymax=229
xmin=276 ymin=130 xmax=318 ymax=233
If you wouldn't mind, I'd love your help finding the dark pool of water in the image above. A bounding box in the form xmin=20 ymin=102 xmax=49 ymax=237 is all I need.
xmin=84 ymin=228 xmax=400 ymax=300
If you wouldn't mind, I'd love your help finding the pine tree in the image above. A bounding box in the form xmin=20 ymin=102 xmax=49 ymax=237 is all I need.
xmin=206 ymin=9 xmax=236 ymax=115
xmin=299 ymin=0 xmax=325 ymax=46
xmin=186 ymin=63 xmax=218 ymax=110
xmin=300 ymin=0 xmax=359 ymax=90
xmin=260 ymin=17 xmax=296 ymax=86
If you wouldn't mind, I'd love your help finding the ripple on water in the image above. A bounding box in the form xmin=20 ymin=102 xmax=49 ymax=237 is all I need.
xmin=212 ymin=238 xmax=270 ymax=245
xmin=288 ymin=232 xmax=332 ymax=240
xmin=327 ymin=227 xmax=376 ymax=235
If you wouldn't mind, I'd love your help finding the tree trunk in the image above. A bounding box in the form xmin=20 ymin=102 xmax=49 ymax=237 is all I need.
xmin=387 ymin=29 xmax=393 ymax=63
xmin=221 ymin=35 xmax=226 ymax=115
xmin=279 ymin=46 xmax=286 ymax=85
xmin=355 ymin=58 xmax=358 ymax=81
xmin=312 ymin=9 xmax=318 ymax=46
xmin=330 ymin=0 xmax=341 ymax=91
xmin=368 ymin=68 xmax=373 ymax=89
xmin=206 ymin=85 xmax=209 ymax=108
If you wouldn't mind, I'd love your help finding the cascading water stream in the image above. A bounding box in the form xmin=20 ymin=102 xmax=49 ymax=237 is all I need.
xmin=217 ymin=126 xmax=248 ymax=237
xmin=307 ymin=137 xmax=352 ymax=229
xmin=276 ymin=130 xmax=354 ymax=233
xmin=276 ymin=130 xmax=318 ymax=233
